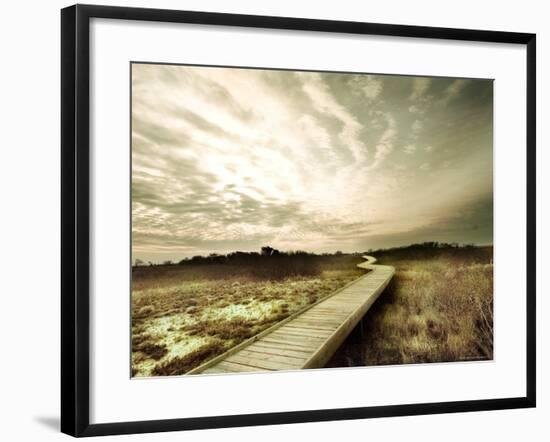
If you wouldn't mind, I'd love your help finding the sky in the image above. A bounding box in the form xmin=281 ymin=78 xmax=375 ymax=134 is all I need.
xmin=131 ymin=63 xmax=493 ymax=263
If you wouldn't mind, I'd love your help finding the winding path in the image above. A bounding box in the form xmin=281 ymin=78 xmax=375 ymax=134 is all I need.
xmin=188 ymin=256 xmax=395 ymax=374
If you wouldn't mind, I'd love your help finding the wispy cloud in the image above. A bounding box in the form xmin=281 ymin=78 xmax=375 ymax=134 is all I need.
xmin=411 ymin=119 xmax=424 ymax=139
xmin=403 ymin=144 xmax=417 ymax=154
xmin=440 ymin=79 xmax=469 ymax=106
xmin=299 ymin=72 xmax=367 ymax=162
xmin=132 ymin=64 xmax=493 ymax=262
xmin=349 ymin=75 xmax=384 ymax=100
xmin=410 ymin=77 xmax=432 ymax=101
xmin=370 ymin=113 xmax=397 ymax=169
xmin=408 ymin=77 xmax=433 ymax=116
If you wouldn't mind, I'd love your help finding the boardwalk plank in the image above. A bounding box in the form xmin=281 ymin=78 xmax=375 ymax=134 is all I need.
xmin=260 ymin=337 xmax=321 ymax=350
xmin=227 ymin=354 xmax=302 ymax=371
xmin=249 ymin=343 xmax=313 ymax=358
xmin=203 ymin=361 xmax=268 ymax=373
xmin=284 ymin=324 xmax=338 ymax=332
xmin=235 ymin=349 xmax=308 ymax=365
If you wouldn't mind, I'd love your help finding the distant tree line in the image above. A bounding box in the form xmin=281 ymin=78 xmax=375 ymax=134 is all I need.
xmin=175 ymin=246 xmax=324 ymax=266
xmin=369 ymin=241 xmax=490 ymax=262
xmin=177 ymin=246 xmax=335 ymax=278
xmin=133 ymin=241 xmax=487 ymax=268
xmin=368 ymin=241 xmax=476 ymax=254
xmin=132 ymin=246 xmax=364 ymax=279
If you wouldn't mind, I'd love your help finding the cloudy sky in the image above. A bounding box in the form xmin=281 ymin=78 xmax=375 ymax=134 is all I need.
xmin=132 ymin=63 xmax=493 ymax=263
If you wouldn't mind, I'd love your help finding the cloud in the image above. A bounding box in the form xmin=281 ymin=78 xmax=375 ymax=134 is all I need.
xmin=440 ymin=79 xmax=469 ymax=106
xmin=349 ymin=75 xmax=383 ymax=100
xmin=411 ymin=119 xmax=424 ymax=139
xmin=410 ymin=77 xmax=432 ymax=101
xmin=131 ymin=64 xmax=493 ymax=262
xmin=407 ymin=78 xmax=434 ymax=116
xmin=299 ymin=72 xmax=367 ymax=162
xmin=403 ymin=144 xmax=417 ymax=154
xmin=353 ymin=194 xmax=493 ymax=251
xmin=296 ymin=114 xmax=335 ymax=159
xmin=370 ymin=113 xmax=397 ymax=169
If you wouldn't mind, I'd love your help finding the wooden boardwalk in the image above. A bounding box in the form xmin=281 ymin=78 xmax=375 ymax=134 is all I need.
xmin=188 ymin=256 xmax=394 ymax=375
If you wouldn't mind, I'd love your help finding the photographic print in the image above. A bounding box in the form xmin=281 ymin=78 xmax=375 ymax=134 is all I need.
xmin=131 ymin=63 xmax=493 ymax=378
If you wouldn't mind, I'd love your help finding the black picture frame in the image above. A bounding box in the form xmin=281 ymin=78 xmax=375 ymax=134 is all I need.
xmin=61 ymin=4 xmax=536 ymax=437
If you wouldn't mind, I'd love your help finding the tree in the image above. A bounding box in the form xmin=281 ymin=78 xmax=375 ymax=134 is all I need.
xmin=134 ymin=258 xmax=144 ymax=267
xmin=261 ymin=246 xmax=275 ymax=256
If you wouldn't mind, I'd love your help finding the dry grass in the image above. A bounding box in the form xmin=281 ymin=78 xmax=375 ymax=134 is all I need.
xmin=132 ymin=255 xmax=364 ymax=377
xmin=327 ymin=247 xmax=493 ymax=367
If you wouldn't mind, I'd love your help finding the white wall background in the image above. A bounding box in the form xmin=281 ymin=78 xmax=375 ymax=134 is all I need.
xmin=0 ymin=0 xmax=546 ymax=440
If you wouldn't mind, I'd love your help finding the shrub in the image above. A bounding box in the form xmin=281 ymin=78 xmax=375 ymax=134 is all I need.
xmin=152 ymin=341 xmax=226 ymax=376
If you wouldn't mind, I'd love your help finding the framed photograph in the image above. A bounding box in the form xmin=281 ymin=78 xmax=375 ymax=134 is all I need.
xmin=61 ymin=4 xmax=536 ymax=437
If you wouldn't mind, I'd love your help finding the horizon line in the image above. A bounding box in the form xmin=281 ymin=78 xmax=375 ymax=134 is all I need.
xmin=133 ymin=241 xmax=494 ymax=265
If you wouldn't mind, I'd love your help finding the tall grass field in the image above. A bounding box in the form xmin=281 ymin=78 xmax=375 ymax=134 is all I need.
xmin=131 ymin=251 xmax=365 ymax=376
xmin=327 ymin=245 xmax=493 ymax=367
xmin=132 ymin=244 xmax=493 ymax=376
